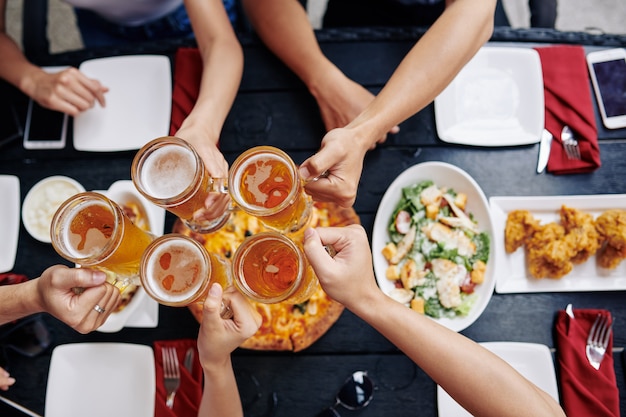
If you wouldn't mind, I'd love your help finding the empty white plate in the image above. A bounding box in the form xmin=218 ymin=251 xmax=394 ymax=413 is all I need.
xmin=0 ymin=175 xmax=19 ymax=272
xmin=437 ymin=342 xmax=559 ymax=416
xmin=435 ymin=46 xmax=544 ymax=147
xmin=74 ymin=55 xmax=172 ymax=152
xmin=45 ymin=343 xmax=155 ymax=417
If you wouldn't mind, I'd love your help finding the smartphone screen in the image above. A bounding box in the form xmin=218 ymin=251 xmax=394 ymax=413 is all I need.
xmin=23 ymin=99 xmax=68 ymax=149
xmin=592 ymin=58 xmax=626 ymax=118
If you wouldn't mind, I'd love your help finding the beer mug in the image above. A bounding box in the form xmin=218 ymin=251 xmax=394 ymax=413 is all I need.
xmin=231 ymin=232 xmax=318 ymax=304
xmin=50 ymin=192 xmax=155 ymax=291
xmin=132 ymin=136 xmax=230 ymax=234
xmin=139 ymin=234 xmax=233 ymax=318
xmin=228 ymin=146 xmax=312 ymax=234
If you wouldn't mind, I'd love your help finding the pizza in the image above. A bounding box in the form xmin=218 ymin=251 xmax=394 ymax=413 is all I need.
xmin=174 ymin=202 xmax=360 ymax=351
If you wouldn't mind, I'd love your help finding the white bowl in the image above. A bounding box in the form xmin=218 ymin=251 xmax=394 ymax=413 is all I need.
xmin=371 ymin=161 xmax=496 ymax=332
xmin=22 ymin=176 xmax=85 ymax=243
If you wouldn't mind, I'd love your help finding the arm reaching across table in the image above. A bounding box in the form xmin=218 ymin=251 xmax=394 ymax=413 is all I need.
xmin=303 ymin=225 xmax=566 ymax=417
xmin=243 ymin=0 xmax=495 ymax=207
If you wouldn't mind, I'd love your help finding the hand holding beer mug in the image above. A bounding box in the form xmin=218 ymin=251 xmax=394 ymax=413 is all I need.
xmin=229 ymin=146 xmax=313 ymax=234
xmin=50 ymin=192 xmax=155 ymax=291
xmin=232 ymin=232 xmax=319 ymax=304
xmin=132 ymin=136 xmax=231 ymax=234
xmin=140 ymin=234 xmax=233 ymax=318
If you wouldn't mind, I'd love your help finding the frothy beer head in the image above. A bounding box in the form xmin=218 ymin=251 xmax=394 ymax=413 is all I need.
xmin=232 ymin=232 xmax=304 ymax=303
xmin=140 ymin=143 xmax=197 ymax=200
xmin=140 ymin=234 xmax=210 ymax=306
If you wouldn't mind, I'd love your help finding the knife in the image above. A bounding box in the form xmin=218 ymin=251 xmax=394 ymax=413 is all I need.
xmin=537 ymin=129 xmax=553 ymax=174
xmin=184 ymin=347 xmax=194 ymax=372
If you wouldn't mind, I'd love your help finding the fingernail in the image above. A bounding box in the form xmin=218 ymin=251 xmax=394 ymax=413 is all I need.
xmin=92 ymin=270 xmax=107 ymax=284
xmin=303 ymin=228 xmax=314 ymax=240
xmin=208 ymin=283 xmax=221 ymax=297
xmin=299 ymin=166 xmax=310 ymax=180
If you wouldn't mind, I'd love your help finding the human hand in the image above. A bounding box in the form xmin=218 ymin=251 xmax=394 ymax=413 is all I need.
xmin=35 ymin=266 xmax=120 ymax=334
xmin=299 ymin=127 xmax=367 ymax=207
xmin=312 ymin=70 xmax=399 ymax=148
xmin=0 ymin=366 xmax=15 ymax=391
xmin=198 ymin=284 xmax=261 ymax=371
xmin=29 ymin=67 xmax=108 ymax=116
xmin=303 ymin=225 xmax=380 ymax=309
xmin=175 ymin=128 xmax=231 ymax=223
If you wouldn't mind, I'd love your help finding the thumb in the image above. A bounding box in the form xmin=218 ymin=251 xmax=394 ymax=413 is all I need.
xmin=299 ymin=152 xmax=330 ymax=182
xmin=64 ymin=268 xmax=107 ymax=290
xmin=203 ymin=283 xmax=224 ymax=317
xmin=303 ymin=228 xmax=334 ymax=274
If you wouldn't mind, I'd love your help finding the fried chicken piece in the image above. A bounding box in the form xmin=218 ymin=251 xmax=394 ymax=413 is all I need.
xmin=527 ymin=238 xmax=574 ymax=279
xmin=559 ymin=205 xmax=601 ymax=264
xmin=526 ymin=223 xmax=565 ymax=251
xmin=597 ymin=242 xmax=626 ymax=269
xmin=505 ymin=210 xmax=540 ymax=253
xmin=595 ymin=209 xmax=626 ymax=250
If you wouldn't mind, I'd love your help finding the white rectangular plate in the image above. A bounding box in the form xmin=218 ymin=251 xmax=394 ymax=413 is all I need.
xmin=435 ymin=46 xmax=544 ymax=146
xmin=0 ymin=176 xmax=20 ymax=272
xmin=437 ymin=342 xmax=558 ymax=416
xmin=490 ymin=194 xmax=626 ymax=293
xmin=95 ymin=180 xmax=163 ymax=333
xmin=74 ymin=55 xmax=171 ymax=152
xmin=46 ymin=343 xmax=155 ymax=417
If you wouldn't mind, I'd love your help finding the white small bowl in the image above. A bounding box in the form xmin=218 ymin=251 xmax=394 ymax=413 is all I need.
xmin=22 ymin=176 xmax=86 ymax=243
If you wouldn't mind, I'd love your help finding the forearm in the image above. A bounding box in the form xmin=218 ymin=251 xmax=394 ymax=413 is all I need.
xmin=352 ymin=294 xmax=564 ymax=417
xmin=346 ymin=0 xmax=495 ymax=145
xmin=182 ymin=36 xmax=243 ymax=146
xmin=0 ymin=279 xmax=43 ymax=325
xmin=198 ymin=357 xmax=243 ymax=417
xmin=242 ymin=0 xmax=337 ymax=92
xmin=0 ymin=34 xmax=44 ymax=97
xmin=182 ymin=0 xmax=243 ymax=147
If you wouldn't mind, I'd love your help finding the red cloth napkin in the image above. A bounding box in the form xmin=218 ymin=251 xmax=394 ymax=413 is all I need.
xmin=154 ymin=339 xmax=203 ymax=417
xmin=170 ymin=48 xmax=203 ymax=135
xmin=535 ymin=45 xmax=601 ymax=174
xmin=554 ymin=308 xmax=619 ymax=417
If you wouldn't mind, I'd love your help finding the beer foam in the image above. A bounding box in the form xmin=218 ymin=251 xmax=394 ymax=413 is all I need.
xmin=62 ymin=201 xmax=112 ymax=259
xmin=237 ymin=153 xmax=290 ymax=207
xmin=141 ymin=145 xmax=197 ymax=199
xmin=145 ymin=238 xmax=207 ymax=302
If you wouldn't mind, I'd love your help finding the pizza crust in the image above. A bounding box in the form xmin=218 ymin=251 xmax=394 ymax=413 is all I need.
xmin=180 ymin=202 xmax=359 ymax=351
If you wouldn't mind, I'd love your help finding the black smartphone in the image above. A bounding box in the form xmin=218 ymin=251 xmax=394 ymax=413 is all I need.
xmin=23 ymin=99 xmax=68 ymax=150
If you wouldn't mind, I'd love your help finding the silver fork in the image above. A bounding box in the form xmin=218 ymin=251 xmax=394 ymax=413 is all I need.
xmin=561 ymin=126 xmax=581 ymax=160
xmin=585 ymin=314 xmax=613 ymax=370
xmin=162 ymin=347 xmax=181 ymax=408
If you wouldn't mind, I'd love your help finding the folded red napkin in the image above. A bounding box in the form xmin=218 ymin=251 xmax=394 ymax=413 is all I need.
xmin=0 ymin=273 xmax=28 ymax=286
xmin=535 ymin=45 xmax=601 ymax=174
xmin=170 ymin=48 xmax=203 ymax=135
xmin=154 ymin=339 xmax=203 ymax=417
xmin=554 ymin=308 xmax=619 ymax=417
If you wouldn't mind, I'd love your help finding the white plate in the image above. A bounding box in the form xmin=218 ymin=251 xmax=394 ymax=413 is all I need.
xmin=434 ymin=46 xmax=544 ymax=147
xmin=372 ymin=162 xmax=496 ymax=332
xmin=0 ymin=176 xmax=20 ymax=272
xmin=21 ymin=176 xmax=85 ymax=243
xmin=437 ymin=342 xmax=559 ymax=416
xmin=74 ymin=55 xmax=171 ymax=152
xmin=96 ymin=180 xmax=164 ymax=333
xmin=490 ymin=194 xmax=626 ymax=293
xmin=45 ymin=343 xmax=155 ymax=417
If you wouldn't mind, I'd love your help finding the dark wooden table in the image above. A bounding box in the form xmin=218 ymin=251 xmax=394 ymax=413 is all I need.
xmin=1 ymin=27 xmax=625 ymax=417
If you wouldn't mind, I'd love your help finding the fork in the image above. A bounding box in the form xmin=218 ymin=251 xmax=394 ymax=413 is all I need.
xmin=561 ymin=126 xmax=581 ymax=160
xmin=162 ymin=347 xmax=181 ymax=408
xmin=586 ymin=314 xmax=613 ymax=370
